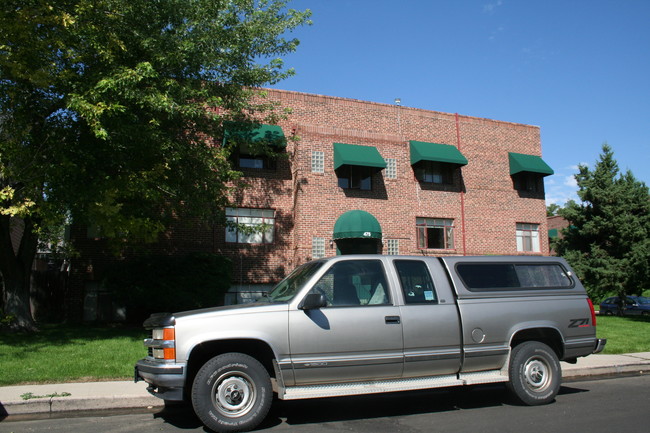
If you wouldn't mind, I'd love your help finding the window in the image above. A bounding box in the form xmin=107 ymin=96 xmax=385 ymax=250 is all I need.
xmin=394 ymin=260 xmax=438 ymax=304
xmin=456 ymin=262 xmax=573 ymax=291
xmin=516 ymin=223 xmax=540 ymax=252
xmin=312 ymin=237 xmax=326 ymax=259
xmin=387 ymin=239 xmax=399 ymax=255
xmin=414 ymin=161 xmax=454 ymax=184
xmin=385 ymin=158 xmax=397 ymax=179
xmin=337 ymin=165 xmax=373 ymax=190
xmin=513 ymin=173 xmax=541 ymax=192
xmin=417 ymin=218 xmax=454 ymax=249
xmin=308 ymin=260 xmax=390 ymax=306
xmin=225 ymin=208 xmax=275 ymax=244
xmin=311 ymin=151 xmax=324 ymax=173
xmin=234 ymin=152 xmax=277 ymax=170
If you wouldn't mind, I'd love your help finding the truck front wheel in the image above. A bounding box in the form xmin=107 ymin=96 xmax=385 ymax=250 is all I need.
xmin=191 ymin=353 xmax=272 ymax=432
xmin=507 ymin=341 xmax=561 ymax=406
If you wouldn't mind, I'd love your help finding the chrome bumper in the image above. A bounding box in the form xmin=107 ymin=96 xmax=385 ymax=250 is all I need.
xmin=593 ymin=338 xmax=607 ymax=354
xmin=134 ymin=358 xmax=186 ymax=401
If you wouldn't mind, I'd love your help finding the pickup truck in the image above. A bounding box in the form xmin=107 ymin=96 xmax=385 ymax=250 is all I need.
xmin=135 ymin=255 xmax=606 ymax=432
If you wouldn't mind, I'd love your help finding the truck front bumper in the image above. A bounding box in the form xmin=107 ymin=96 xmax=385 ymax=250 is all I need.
xmin=134 ymin=358 xmax=187 ymax=401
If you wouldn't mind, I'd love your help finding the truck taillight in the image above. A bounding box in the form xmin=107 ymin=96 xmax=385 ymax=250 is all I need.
xmin=587 ymin=298 xmax=597 ymax=327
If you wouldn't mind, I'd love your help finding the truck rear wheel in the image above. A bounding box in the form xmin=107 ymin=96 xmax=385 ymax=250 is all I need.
xmin=507 ymin=341 xmax=561 ymax=406
xmin=191 ymin=353 xmax=272 ymax=432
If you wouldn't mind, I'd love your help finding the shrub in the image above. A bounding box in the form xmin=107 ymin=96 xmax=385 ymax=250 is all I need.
xmin=104 ymin=253 xmax=232 ymax=323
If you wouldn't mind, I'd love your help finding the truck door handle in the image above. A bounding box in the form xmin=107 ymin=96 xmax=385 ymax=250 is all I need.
xmin=385 ymin=316 xmax=401 ymax=324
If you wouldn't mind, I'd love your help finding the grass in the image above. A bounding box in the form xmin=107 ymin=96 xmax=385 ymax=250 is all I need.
xmin=595 ymin=315 xmax=650 ymax=354
xmin=0 ymin=324 xmax=146 ymax=386
xmin=0 ymin=316 xmax=648 ymax=386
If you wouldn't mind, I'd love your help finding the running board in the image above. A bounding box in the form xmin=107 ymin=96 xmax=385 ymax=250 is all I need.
xmin=278 ymin=370 xmax=509 ymax=400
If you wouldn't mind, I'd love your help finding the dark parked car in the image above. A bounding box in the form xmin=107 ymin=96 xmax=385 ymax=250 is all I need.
xmin=600 ymin=296 xmax=650 ymax=316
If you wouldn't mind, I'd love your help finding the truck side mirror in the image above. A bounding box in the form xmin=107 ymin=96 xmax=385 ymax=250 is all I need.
xmin=300 ymin=293 xmax=328 ymax=310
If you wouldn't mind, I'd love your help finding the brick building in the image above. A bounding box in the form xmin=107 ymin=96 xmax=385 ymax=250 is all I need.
xmin=547 ymin=215 xmax=570 ymax=255
xmin=69 ymin=89 xmax=554 ymax=318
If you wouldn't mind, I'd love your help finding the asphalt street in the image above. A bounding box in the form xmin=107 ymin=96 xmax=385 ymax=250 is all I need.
xmin=1 ymin=374 xmax=648 ymax=433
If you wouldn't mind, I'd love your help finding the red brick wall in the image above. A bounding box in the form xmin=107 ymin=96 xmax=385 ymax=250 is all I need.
xmin=70 ymin=89 xmax=551 ymax=318
xmin=255 ymin=89 xmax=550 ymax=267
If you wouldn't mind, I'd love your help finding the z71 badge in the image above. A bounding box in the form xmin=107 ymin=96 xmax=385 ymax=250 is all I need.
xmin=569 ymin=318 xmax=590 ymax=328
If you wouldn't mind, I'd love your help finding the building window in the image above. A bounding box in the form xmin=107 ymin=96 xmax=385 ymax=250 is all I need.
xmin=311 ymin=151 xmax=324 ymax=173
xmin=385 ymin=158 xmax=397 ymax=179
xmin=235 ymin=153 xmax=276 ymax=170
xmin=513 ymin=173 xmax=541 ymax=193
xmin=414 ymin=161 xmax=454 ymax=184
xmin=417 ymin=218 xmax=454 ymax=250
xmin=337 ymin=165 xmax=372 ymax=190
xmin=226 ymin=207 xmax=275 ymax=244
xmin=516 ymin=223 xmax=540 ymax=252
xmin=312 ymin=237 xmax=326 ymax=259
xmin=387 ymin=239 xmax=399 ymax=255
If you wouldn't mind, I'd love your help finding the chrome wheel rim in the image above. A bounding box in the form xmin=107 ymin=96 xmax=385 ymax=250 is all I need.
xmin=212 ymin=372 xmax=256 ymax=418
xmin=524 ymin=356 xmax=551 ymax=391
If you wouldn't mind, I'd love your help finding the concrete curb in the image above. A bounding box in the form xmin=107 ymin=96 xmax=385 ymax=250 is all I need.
xmin=2 ymin=353 xmax=649 ymax=417
xmin=560 ymin=352 xmax=650 ymax=380
xmin=0 ymin=381 xmax=163 ymax=417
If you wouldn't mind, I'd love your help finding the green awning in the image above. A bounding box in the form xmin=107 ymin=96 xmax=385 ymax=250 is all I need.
xmin=333 ymin=143 xmax=387 ymax=171
xmin=333 ymin=210 xmax=382 ymax=240
xmin=509 ymin=152 xmax=554 ymax=176
xmin=223 ymin=122 xmax=287 ymax=149
xmin=409 ymin=141 xmax=468 ymax=166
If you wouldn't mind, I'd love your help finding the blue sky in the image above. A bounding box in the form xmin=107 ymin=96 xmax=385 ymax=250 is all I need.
xmin=272 ymin=0 xmax=650 ymax=205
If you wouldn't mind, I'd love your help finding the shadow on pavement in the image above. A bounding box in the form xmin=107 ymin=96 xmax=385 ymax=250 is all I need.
xmin=151 ymin=384 xmax=591 ymax=431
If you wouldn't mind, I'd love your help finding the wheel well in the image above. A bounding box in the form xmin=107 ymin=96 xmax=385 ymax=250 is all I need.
xmin=510 ymin=328 xmax=564 ymax=359
xmin=185 ymin=339 xmax=276 ymax=398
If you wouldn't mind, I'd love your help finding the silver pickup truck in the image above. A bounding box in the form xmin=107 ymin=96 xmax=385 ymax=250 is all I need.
xmin=135 ymin=255 xmax=606 ymax=432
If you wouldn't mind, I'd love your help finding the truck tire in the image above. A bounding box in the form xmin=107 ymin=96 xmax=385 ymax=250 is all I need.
xmin=191 ymin=353 xmax=272 ymax=433
xmin=507 ymin=341 xmax=561 ymax=406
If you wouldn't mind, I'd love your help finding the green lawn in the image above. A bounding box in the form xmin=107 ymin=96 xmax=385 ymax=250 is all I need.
xmin=595 ymin=315 xmax=650 ymax=354
xmin=0 ymin=324 xmax=146 ymax=386
xmin=0 ymin=317 xmax=648 ymax=386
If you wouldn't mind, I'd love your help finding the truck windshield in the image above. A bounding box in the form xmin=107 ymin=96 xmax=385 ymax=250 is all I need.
xmin=266 ymin=261 xmax=324 ymax=303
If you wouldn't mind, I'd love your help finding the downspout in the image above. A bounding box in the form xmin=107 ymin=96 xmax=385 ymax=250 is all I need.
xmin=455 ymin=113 xmax=467 ymax=256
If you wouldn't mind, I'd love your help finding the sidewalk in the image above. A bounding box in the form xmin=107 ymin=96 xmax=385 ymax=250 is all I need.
xmin=1 ymin=353 xmax=649 ymax=417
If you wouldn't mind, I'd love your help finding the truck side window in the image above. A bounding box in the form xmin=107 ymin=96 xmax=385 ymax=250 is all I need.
xmin=394 ymin=260 xmax=438 ymax=304
xmin=308 ymin=260 xmax=390 ymax=307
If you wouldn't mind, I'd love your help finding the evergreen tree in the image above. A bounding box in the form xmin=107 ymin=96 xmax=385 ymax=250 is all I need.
xmin=556 ymin=144 xmax=650 ymax=303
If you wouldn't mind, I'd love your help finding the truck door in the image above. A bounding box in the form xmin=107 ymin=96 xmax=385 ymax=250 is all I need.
xmin=392 ymin=259 xmax=463 ymax=377
xmin=288 ymin=259 xmax=404 ymax=385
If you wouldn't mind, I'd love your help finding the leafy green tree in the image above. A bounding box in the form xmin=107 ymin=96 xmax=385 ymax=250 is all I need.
xmin=0 ymin=0 xmax=310 ymax=330
xmin=556 ymin=144 xmax=650 ymax=304
xmin=546 ymin=203 xmax=561 ymax=216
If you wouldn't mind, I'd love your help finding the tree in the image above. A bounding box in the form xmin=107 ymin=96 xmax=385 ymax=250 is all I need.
xmin=546 ymin=203 xmax=561 ymax=216
xmin=0 ymin=0 xmax=311 ymax=330
xmin=555 ymin=144 xmax=650 ymax=304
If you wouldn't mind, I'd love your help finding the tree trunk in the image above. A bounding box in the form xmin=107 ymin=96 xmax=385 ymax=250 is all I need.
xmin=0 ymin=215 xmax=39 ymax=332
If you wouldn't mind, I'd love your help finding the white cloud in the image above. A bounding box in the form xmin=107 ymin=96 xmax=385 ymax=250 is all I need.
xmin=483 ymin=0 xmax=503 ymax=14
xmin=545 ymin=170 xmax=580 ymax=206
xmin=564 ymin=176 xmax=577 ymax=187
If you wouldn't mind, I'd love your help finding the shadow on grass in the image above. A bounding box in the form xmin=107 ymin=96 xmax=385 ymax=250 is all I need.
xmin=0 ymin=323 xmax=145 ymax=347
xmin=0 ymin=323 xmax=147 ymax=367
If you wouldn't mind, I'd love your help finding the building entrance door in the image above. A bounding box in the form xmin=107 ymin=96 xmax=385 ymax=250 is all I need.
xmin=336 ymin=238 xmax=379 ymax=255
